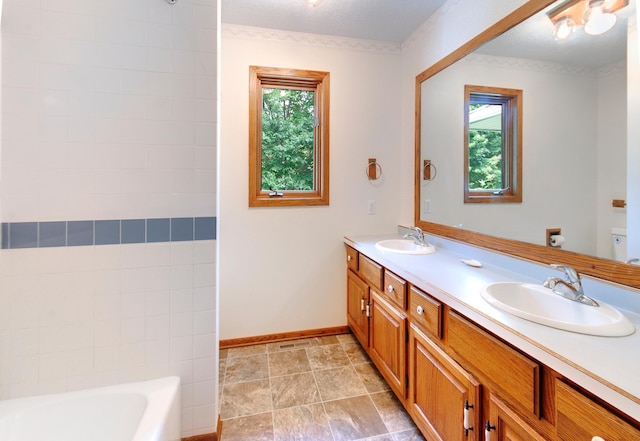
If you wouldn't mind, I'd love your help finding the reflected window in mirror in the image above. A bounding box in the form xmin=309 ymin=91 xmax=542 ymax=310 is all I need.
xmin=464 ymin=85 xmax=522 ymax=204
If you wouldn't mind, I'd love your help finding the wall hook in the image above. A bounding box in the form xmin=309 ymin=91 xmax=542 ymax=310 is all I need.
xmin=366 ymin=158 xmax=382 ymax=180
xmin=423 ymin=159 xmax=437 ymax=181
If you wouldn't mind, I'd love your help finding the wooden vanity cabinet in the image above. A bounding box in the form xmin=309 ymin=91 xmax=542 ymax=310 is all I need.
xmin=345 ymin=246 xmax=407 ymax=399
xmin=447 ymin=311 xmax=541 ymax=418
xmin=358 ymin=254 xmax=383 ymax=290
xmin=556 ymin=380 xmax=639 ymax=441
xmin=409 ymin=285 xmax=443 ymax=339
xmin=488 ymin=394 xmax=547 ymax=441
xmin=344 ymin=245 xmax=640 ymax=441
xmin=346 ymin=246 xmax=358 ymax=272
xmin=347 ymin=269 xmax=370 ymax=347
xmin=409 ymin=324 xmax=481 ymax=441
xmin=369 ymin=289 xmax=407 ymax=400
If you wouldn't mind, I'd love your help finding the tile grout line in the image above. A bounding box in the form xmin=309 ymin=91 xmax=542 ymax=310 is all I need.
xmin=265 ymin=346 xmax=276 ymax=441
xmin=308 ymin=340 xmax=338 ymax=441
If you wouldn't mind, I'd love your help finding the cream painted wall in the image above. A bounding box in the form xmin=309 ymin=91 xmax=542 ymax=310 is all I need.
xmin=220 ymin=29 xmax=403 ymax=339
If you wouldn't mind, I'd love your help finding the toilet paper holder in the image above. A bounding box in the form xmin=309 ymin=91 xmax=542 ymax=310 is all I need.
xmin=546 ymin=228 xmax=563 ymax=248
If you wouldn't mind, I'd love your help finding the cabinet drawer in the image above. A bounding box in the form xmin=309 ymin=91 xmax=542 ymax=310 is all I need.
xmin=556 ymin=380 xmax=640 ymax=440
xmin=383 ymin=270 xmax=407 ymax=309
xmin=346 ymin=246 xmax=358 ymax=272
xmin=409 ymin=286 xmax=442 ymax=339
xmin=359 ymin=254 xmax=383 ymax=290
xmin=447 ymin=311 xmax=541 ymax=417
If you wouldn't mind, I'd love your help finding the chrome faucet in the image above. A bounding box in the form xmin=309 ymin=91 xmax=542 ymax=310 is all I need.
xmin=626 ymin=258 xmax=640 ymax=265
xmin=403 ymin=227 xmax=427 ymax=246
xmin=542 ymin=264 xmax=598 ymax=307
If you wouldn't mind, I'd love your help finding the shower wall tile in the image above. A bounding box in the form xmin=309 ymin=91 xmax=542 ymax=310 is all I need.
xmin=0 ymin=0 xmax=218 ymax=437
xmin=9 ymin=222 xmax=38 ymax=249
xmin=1 ymin=217 xmax=215 ymax=249
xmin=122 ymin=219 xmax=146 ymax=244
xmin=0 ymin=0 xmax=217 ymax=224
xmin=39 ymin=221 xmax=67 ymax=247
xmin=95 ymin=220 xmax=121 ymax=245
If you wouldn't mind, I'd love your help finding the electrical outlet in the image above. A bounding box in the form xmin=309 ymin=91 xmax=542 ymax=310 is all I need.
xmin=367 ymin=200 xmax=376 ymax=215
xmin=424 ymin=198 xmax=431 ymax=214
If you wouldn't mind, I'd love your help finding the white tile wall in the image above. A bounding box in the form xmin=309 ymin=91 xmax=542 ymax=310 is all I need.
xmin=0 ymin=241 xmax=218 ymax=437
xmin=0 ymin=0 xmax=219 ymax=438
xmin=1 ymin=0 xmax=217 ymax=222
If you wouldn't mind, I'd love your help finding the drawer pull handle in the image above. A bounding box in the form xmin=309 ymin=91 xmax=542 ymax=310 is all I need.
xmin=591 ymin=437 xmax=605 ymax=441
xmin=485 ymin=421 xmax=495 ymax=441
xmin=463 ymin=401 xmax=474 ymax=434
xmin=360 ymin=298 xmax=365 ymax=312
xmin=387 ymin=285 xmax=394 ymax=293
xmin=416 ymin=305 xmax=424 ymax=315
xmin=365 ymin=304 xmax=370 ymax=318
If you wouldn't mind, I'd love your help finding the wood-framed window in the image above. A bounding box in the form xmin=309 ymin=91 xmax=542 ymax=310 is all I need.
xmin=249 ymin=66 xmax=330 ymax=207
xmin=464 ymin=85 xmax=522 ymax=203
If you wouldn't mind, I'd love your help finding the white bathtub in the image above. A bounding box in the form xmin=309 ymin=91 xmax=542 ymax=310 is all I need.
xmin=0 ymin=376 xmax=180 ymax=441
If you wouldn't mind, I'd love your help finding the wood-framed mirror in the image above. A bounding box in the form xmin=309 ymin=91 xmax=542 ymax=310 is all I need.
xmin=414 ymin=0 xmax=640 ymax=289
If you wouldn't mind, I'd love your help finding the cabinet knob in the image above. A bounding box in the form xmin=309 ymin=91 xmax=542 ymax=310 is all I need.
xmin=416 ymin=305 xmax=424 ymax=315
xmin=387 ymin=285 xmax=394 ymax=293
xmin=347 ymin=255 xmax=352 ymax=261
xmin=592 ymin=437 xmax=605 ymax=441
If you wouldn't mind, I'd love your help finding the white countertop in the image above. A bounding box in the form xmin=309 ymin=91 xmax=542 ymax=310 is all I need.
xmin=344 ymin=231 xmax=640 ymax=421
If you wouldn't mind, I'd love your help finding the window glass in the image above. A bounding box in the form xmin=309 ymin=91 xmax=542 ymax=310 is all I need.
xmin=261 ymin=87 xmax=315 ymax=192
xmin=464 ymin=85 xmax=522 ymax=203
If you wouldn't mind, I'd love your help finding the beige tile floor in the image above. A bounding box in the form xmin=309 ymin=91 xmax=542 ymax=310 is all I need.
xmin=218 ymin=334 xmax=426 ymax=441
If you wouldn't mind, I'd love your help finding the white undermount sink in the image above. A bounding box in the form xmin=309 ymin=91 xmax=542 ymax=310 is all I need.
xmin=375 ymin=239 xmax=436 ymax=255
xmin=481 ymin=282 xmax=635 ymax=337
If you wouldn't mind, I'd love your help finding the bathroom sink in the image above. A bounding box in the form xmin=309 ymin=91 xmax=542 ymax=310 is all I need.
xmin=375 ymin=239 xmax=436 ymax=255
xmin=481 ymin=282 xmax=635 ymax=337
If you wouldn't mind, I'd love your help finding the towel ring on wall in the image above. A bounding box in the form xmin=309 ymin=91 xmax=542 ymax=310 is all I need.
xmin=423 ymin=160 xmax=437 ymax=182
xmin=366 ymin=159 xmax=382 ymax=180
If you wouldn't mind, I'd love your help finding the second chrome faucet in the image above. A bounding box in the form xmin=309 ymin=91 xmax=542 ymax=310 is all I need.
xmin=542 ymin=264 xmax=599 ymax=307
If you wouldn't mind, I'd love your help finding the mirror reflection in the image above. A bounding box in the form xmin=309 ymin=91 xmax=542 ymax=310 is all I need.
xmin=419 ymin=0 xmax=637 ymax=262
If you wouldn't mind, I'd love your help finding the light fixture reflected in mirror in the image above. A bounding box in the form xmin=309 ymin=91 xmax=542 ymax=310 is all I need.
xmin=304 ymin=0 xmax=324 ymax=7
xmin=553 ymin=16 xmax=576 ymax=40
xmin=547 ymin=0 xmax=628 ymax=40
xmin=583 ymin=0 xmax=617 ymax=35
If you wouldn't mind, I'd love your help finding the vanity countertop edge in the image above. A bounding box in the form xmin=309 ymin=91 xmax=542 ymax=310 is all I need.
xmin=344 ymin=232 xmax=640 ymax=422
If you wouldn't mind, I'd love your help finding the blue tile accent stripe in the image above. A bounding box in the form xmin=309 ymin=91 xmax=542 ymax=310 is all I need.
xmin=1 ymin=217 xmax=216 ymax=249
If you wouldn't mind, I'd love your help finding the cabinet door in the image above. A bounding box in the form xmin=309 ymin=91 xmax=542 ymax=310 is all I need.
xmin=347 ymin=269 xmax=369 ymax=348
xmin=486 ymin=394 xmax=546 ymax=441
xmin=409 ymin=324 xmax=481 ymax=441
xmin=369 ymin=290 xmax=407 ymax=400
xmin=556 ymin=380 xmax=640 ymax=441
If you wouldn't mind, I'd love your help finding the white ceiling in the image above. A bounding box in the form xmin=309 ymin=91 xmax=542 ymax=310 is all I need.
xmin=221 ymin=0 xmax=633 ymax=69
xmin=220 ymin=0 xmax=448 ymax=43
